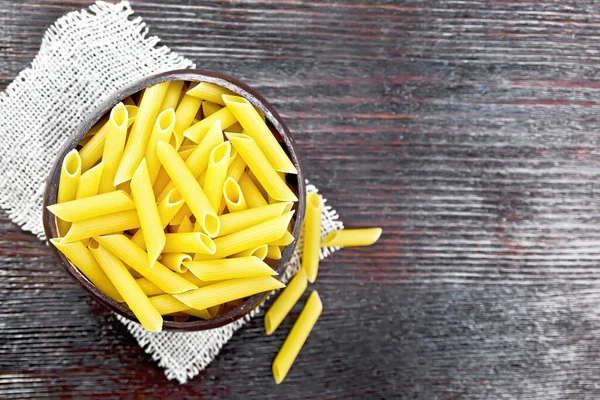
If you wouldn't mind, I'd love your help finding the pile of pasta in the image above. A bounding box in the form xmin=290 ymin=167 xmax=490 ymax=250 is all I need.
xmin=48 ymin=80 xmax=299 ymax=332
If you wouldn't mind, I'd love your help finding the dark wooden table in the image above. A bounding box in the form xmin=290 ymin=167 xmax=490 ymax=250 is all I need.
xmin=3 ymin=0 xmax=600 ymax=398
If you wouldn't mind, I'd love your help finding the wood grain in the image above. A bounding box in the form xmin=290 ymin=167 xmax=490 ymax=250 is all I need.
xmin=3 ymin=0 xmax=600 ymax=398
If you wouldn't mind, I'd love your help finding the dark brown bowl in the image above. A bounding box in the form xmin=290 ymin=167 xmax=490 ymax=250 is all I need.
xmin=43 ymin=70 xmax=306 ymax=331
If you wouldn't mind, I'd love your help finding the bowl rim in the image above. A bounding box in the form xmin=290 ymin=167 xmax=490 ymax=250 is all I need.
xmin=42 ymin=69 xmax=306 ymax=331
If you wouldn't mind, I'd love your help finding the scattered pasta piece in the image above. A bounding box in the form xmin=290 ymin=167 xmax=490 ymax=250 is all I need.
xmin=321 ymin=228 xmax=382 ymax=248
xmin=302 ymin=192 xmax=322 ymax=283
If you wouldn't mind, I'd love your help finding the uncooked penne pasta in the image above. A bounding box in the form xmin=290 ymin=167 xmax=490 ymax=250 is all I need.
xmin=49 ymin=239 xmax=123 ymax=303
xmin=75 ymin=162 xmax=104 ymax=199
xmin=157 ymin=141 xmax=219 ymax=237
xmin=94 ymin=235 xmax=198 ymax=294
xmin=227 ymin=154 xmax=246 ymax=182
xmin=238 ymin=172 xmax=268 ymax=208
xmin=180 ymin=270 xmax=214 ymax=288
xmin=269 ymin=230 xmax=294 ymax=246
xmin=183 ymin=107 xmax=236 ymax=143
xmin=98 ymin=103 xmax=128 ymax=193
xmin=272 ymin=291 xmax=322 ymax=384
xmin=131 ymin=160 xmax=165 ymax=267
xmin=159 ymin=80 xmax=185 ymax=112
xmin=172 ymin=94 xmax=202 ymax=149
xmin=321 ymin=228 xmax=383 ymax=248
xmin=89 ymin=242 xmax=162 ymax=332
xmin=223 ymin=177 xmax=247 ymax=213
xmin=227 ymin=133 xmax=297 ymax=202
xmin=170 ymin=205 xmax=192 ymax=226
xmin=223 ymin=95 xmax=297 ymax=174
xmin=136 ymin=277 xmax=164 ymax=297
xmin=231 ymin=244 xmax=269 ymax=261
xmin=266 ymin=245 xmax=282 ymax=260
xmin=62 ymin=209 xmax=139 ymax=244
xmin=302 ymin=192 xmax=322 ymax=283
xmin=150 ymin=294 xmax=211 ymax=319
xmin=203 ymin=141 xmax=231 ymax=210
xmin=47 ymin=190 xmax=134 ymax=222
xmin=145 ymin=108 xmax=176 ymax=183
xmin=184 ymin=256 xmax=276 ymax=281
xmin=177 ymin=215 xmax=193 ymax=233
xmin=202 ymin=101 xmax=222 ymax=118
xmin=175 ymin=276 xmax=285 ymax=311
xmin=162 ymin=232 xmax=216 ymax=254
xmin=264 ymin=269 xmax=308 ymax=335
xmin=56 ymin=149 xmax=81 ymax=235
xmin=187 ymin=81 xmax=235 ymax=106
xmin=218 ymin=202 xmax=292 ymax=237
xmin=115 ymin=82 xmax=169 ymax=185
xmin=160 ymin=253 xmax=191 ymax=273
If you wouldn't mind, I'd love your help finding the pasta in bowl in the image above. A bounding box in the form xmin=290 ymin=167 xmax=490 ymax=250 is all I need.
xmin=43 ymin=70 xmax=306 ymax=332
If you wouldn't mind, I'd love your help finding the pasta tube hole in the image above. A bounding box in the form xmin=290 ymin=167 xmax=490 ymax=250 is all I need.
xmin=251 ymin=244 xmax=268 ymax=260
xmin=62 ymin=150 xmax=82 ymax=177
xmin=210 ymin=141 xmax=231 ymax=164
xmin=88 ymin=239 xmax=100 ymax=250
xmin=200 ymin=232 xmax=217 ymax=254
xmin=125 ymin=105 xmax=138 ymax=121
xmin=203 ymin=214 xmax=220 ymax=239
xmin=157 ymin=108 xmax=176 ymax=132
xmin=111 ymin=103 xmax=128 ymax=128
xmin=223 ymin=178 xmax=242 ymax=205
xmin=165 ymin=188 xmax=183 ymax=205
xmin=308 ymin=193 xmax=321 ymax=209
xmin=222 ymin=94 xmax=248 ymax=105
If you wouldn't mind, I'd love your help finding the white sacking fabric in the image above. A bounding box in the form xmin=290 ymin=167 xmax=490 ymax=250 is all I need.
xmin=0 ymin=1 xmax=345 ymax=384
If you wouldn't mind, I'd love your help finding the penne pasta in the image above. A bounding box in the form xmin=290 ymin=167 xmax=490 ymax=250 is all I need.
xmin=183 ymin=107 xmax=236 ymax=143
xmin=223 ymin=95 xmax=297 ymax=174
xmin=202 ymin=101 xmax=222 ymax=118
xmin=226 ymin=133 xmax=297 ymax=202
xmin=159 ymin=80 xmax=185 ymax=112
xmin=98 ymin=103 xmax=128 ymax=193
xmin=157 ymin=141 xmax=219 ymax=237
xmin=302 ymin=192 xmax=322 ymax=283
xmin=187 ymin=82 xmax=235 ymax=106
xmin=231 ymin=244 xmax=269 ymax=261
xmin=227 ymin=154 xmax=246 ymax=182
xmin=223 ymin=177 xmax=247 ymax=213
xmin=145 ymin=108 xmax=176 ymax=183
xmin=150 ymin=294 xmax=211 ymax=319
xmin=172 ymin=94 xmax=202 ymax=149
xmin=131 ymin=159 xmax=165 ymax=267
xmin=195 ymin=211 xmax=293 ymax=260
xmin=321 ymin=228 xmax=383 ymax=248
xmin=47 ymin=190 xmax=135 ymax=222
xmin=180 ymin=270 xmax=214 ymax=288
xmin=94 ymin=235 xmax=198 ymax=294
xmin=174 ymin=276 xmax=285 ymax=311
xmin=89 ymin=241 xmax=162 ymax=332
xmin=75 ymin=162 xmax=104 ymax=199
xmin=136 ymin=277 xmax=164 ymax=297
xmin=266 ymin=245 xmax=282 ymax=260
xmin=269 ymin=230 xmax=294 ymax=247
xmin=162 ymin=232 xmax=216 ymax=254
xmin=115 ymin=82 xmax=169 ymax=185
xmin=62 ymin=210 xmax=139 ymax=244
xmin=238 ymin=172 xmax=268 ymax=208
xmin=203 ymin=141 xmax=231 ymax=210
xmin=272 ymin=291 xmax=322 ymax=384
xmin=264 ymin=269 xmax=308 ymax=335
xmin=170 ymin=205 xmax=192 ymax=226
xmin=218 ymin=202 xmax=292 ymax=237
xmin=184 ymin=256 xmax=276 ymax=281
xmin=160 ymin=253 xmax=191 ymax=273
xmin=49 ymin=239 xmax=123 ymax=303
xmin=177 ymin=215 xmax=193 ymax=233
xmin=56 ymin=149 xmax=81 ymax=235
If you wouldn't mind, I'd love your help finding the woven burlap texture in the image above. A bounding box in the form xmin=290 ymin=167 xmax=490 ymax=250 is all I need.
xmin=0 ymin=1 xmax=345 ymax=384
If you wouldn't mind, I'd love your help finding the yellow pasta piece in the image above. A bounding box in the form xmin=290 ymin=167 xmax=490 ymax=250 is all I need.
xmin=266 ymin=245 xmax=282 ymax=260
xmin=172 ymin=94 xmax=202 ymax=149
xmin=160 ymin=253 xmax=191 ymax=273
xmin=202 ymin=101 xmax=222 ymax=118
xmin=218 ymin=202 xmax=292 ymax=236
xmin=62 ymin=209 xmax=139 ymax=243
xmin=150 ymin=294 xmax=211 ymax=319
xmin=177 ymin=215 xmax=193 ymax=233
xmin=145 ymin=108 xmax=176 ymax=183
xmin=223 ymin=177 xmax=247 ymax=213
xmin=227 ymin=154 xmax=246 ymax=182
xmin=131 ymin=160 xmax=165 ymax=267
xmin=321 ymin=228 xmax=383 ymax=247
xmin=49 ymin=239 xmax=123 ymax=303
xmin=89 ymin=242 xmax=162 ymax=332
xmin=155 ymin=120 xmax=223 ymax=201
xmin=203 ymin=141 xmax=231 ymax=210
xmin=269 ymin=230 xmax=294 ymax=246
xmin=231 ymin=244 xmax=269 ymax=261
xmin=180 ymin=270 xmax=214 ymax=288
xmin=264 ymin=269 xmax=308 ymax=335
xmin=272 ymin=291 xmax=322 ymax=384
xmin=47 ymin=190 xmax=134 ymax=222
xmin=75 ymin=162 xmax=104 ymax=199
xmin=227 ymin=133 xmax=297 ymax=202
xmin=246 ymin=169 xmax=268 ymax=200
xmin=94 ymin=235 xmax=198 ymax=293
xmin=302 ymin=192 xmax=322 ymax=283
xmin=195 ymin=211 xmax=293 ymax=260
xmin=163 ymin=232 xmax=216 ymax=254
xmin=136 ymin=277 xmax=164 ymax=297
xmin=183 ymin=107 xmax=236 ymax=143
xmin=170 ymin=205 xmax=192 ymax=226
xmin=56 ymin=149 xmax=81 ymax=235
xmin=187 ymin=81 xmax=235 ymax=106
xmin=157 ymin=141 xmax=220 ymax=237
xmin=208 ymin=305 xmax=222 ymax=318
xmin=159 ymin=80 xmax=185 ymax=112
xmin=223 ymin=95 xmax=297 ymax=174
xmin=174 ymin=276 xmax=285 ymax=311
xmin=238 ymin=172 xmax=268 ymax=208
xmin=97 ymin=103 xmax=128 ymax=193
xmin=184 ymin=256 xmax=276 ymax=281
xmin=115 ymin=82 xmax=169 ymax=185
